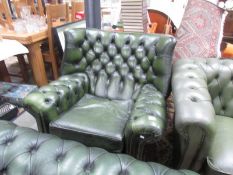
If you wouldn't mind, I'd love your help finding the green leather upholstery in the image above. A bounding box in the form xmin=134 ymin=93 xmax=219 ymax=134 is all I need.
xmin=24 ymin=29 xmax=176 ymax=159
xmin=61 ymin=29 xmax=174 ymax=99
xmin=0 ymin=121 xmax=198 ymax=175
xmin=172 ymin=58 xmax=233 ymax=174
xmin=207 ymin=115 xmax=233 ymax=175
xmin=50 ymin=94 xmax=132 ymax=152
xmin=24 ymin=73 xmax=89 ymax=132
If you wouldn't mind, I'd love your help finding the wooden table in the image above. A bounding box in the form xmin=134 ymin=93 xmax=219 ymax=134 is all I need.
xmin=0 ymin=28 xmax=48 ymax=86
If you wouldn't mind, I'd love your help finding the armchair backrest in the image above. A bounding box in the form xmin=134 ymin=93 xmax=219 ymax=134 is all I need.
xmin=175 ymin=59 xmax=233 ymax=118
xmin=61 ymin=29 xmax=176 ymax=100
xmin=202 ymin=59 xmax=233 ymax=118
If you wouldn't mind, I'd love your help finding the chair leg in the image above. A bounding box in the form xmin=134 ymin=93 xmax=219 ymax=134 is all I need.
xmin=0 ymin=61 xmax=11 ymax=82
xmin=50 ymin=54 xmax=59 ymax=80
xmin=17 ymin=55 xmax=29 ymax=82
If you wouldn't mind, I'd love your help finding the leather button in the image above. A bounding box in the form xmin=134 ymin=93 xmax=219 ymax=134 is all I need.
xmin=190 ymin=86 xmax=197 ymax=90
xmin=83 ymin=162 xmax=94 ymax=173
xmin=56 ymin=153 xmax=65 ymax=162
xmin=118 ymin=169 xmax=129 ymax=175
xmin=188 ymin=76 xmax=194 ymax=79
xmin=44 ymin=98 xmax=51 ymax=104
xmin=125 ymin=38 xmax=130 ymax=45
xmin=28 ymin=145 xmax=39 ymax=154
xmin=190 ymin=97 xmax=198 ymax=102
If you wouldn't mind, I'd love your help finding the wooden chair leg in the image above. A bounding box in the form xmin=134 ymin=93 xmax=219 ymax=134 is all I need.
xmin=17 ymin=55 xmax=29 ymax=82
xmin=50 ymin=54 xmax=59 ymax=80
xmin=0 ymin=60 xmax=11 ymax=82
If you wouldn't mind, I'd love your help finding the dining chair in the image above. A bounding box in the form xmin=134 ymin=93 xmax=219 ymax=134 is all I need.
xmin=0 ymin=0 xmax=13 ymax=30
xmin=12 ymin=0 xmax=37 ymax=17
xmin=0 ymin=0 xmax=29 ymax=83
xmin=148 ymin=22 xmax=158 ymax=33
xmin=71 ymin=1 xmax=84 ymax=22
xmin=37 ymin=0 xmax=45 ymax=16
xmin=148 ymin=9 xmax=175 ymax=34
xmin=43 ymin=3 xmax=69 ymax=79
xmin=0 ymin=61 xmax=11 ymax=82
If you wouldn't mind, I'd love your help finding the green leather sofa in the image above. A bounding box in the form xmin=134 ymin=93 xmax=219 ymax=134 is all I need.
xmin=172 ymin=58 xmax=233 ymax=174
xmin=24 ymin=29 xmax=176 ymax=160
xmin=0 ymin=120 xmax=198 ymax=175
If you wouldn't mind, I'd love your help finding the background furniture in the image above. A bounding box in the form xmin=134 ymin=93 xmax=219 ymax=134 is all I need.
xmin=223 ymin=11 xmax=233 ymax=43
xmin=12 ymin=0 xmax=38 ymax=17
xmin=172 ymin=58 xmax=233 ymax=175
xmin=221 ymin=41 xmax=233 ymax=58
xmin=43 ymin=3 xmax=69 ymax=79
xmin=24 ymin=28 xmax=176 ymax=162
xmin=0 ymin=81 xmax=37 ymax=106
xmin=12 ymin=0 xmax=45 ymax=17
xmin=0 ymin=0 xmax=32 ymax=83
xmin=71 ymin=1 xmax=84 ymax=22
xmin=0 ymin=102 xmax=18 ymax=121
xmin=0 ymin=61 xmax=11 ymax=82
xmin=0 ymin=0 xmax=13 ymax=30
xmin=0 ymin=27 xmax=49 ymax=86
xmin=148 ymin=9 xmax=175 ymax=34
xmin=0 ymin=120 xmax=198 ymax=175
xmin=0 ymin=39 xmax=29 ymax=82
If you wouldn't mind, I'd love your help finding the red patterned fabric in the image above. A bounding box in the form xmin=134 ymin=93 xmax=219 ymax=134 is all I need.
xmin=173 ymin=0 xmax=225 ymax=62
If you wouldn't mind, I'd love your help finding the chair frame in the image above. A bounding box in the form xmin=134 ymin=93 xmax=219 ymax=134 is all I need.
xmin=45 ymin=3 xmax=69 ymax=79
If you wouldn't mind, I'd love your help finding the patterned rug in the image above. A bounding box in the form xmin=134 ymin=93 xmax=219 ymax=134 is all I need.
xmin=173 ymin=0 xmax=226 ymax=62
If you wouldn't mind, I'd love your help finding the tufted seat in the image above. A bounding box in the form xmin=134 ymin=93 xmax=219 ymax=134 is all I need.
xmin=24 ymin=28 xmax=176 ymax=160
xmin=0 ymin=121 xmax=198 ymax=175
xmin=172 ymin=58 xmax=233 ymax=174
xmin=50 ymin=94 xmax=132 ymax=152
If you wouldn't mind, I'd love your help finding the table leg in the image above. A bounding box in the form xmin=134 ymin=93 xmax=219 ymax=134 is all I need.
xmin=0 ymin=61 xmax=11 ymax=82
xmin=17 ymin=55 xmax=29 ymax=82
xmin=27 ymin=42 xmax=48 ymax=86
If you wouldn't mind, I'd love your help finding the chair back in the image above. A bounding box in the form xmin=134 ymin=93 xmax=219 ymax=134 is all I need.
xmin=12 ymin=0 xmax=45 ymax=17
xmin=45 ymin=3 xmax=69 ymax=79
xmin=12 ymin=0 xmax=37 ymax=17
xmin=71 ymin=1 xmax=84 ymax=22
xmin=61 ymin=28 xmax=176 ymax=99
xmin=0 ymin=0 xmax=13 ymax=29
xmin=148 ymin=9 xmax=173 ymax=34
xmin=46 ymin=3 xmax=69 ymax=22
xmin=197 ymin=59 xmax=233 ymax=118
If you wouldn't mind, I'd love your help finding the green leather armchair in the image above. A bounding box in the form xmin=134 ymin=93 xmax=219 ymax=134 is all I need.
xmin=172 ymin=58 xmax=233 ymax=174
xmin=24 ymin=29 xmax=176 ymax=160
xmin=0 ymin=120 xmax=199 ymax=175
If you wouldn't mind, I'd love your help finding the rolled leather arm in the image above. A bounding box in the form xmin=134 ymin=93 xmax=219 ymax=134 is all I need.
xmin=172 ymin=59 xmax=216 ymax=169
xmin=127 ymin=84 xmax=166 ymax=135
xmin=23 ymin=73 xmax=89 ymax=132
xmin=125 ymin=84 xmax=166 ymax=158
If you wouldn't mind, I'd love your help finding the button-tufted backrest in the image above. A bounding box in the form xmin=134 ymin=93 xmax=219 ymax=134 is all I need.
xmin=61 ymin=29 xmax=176 ymax=99
xmin=174 ymin=59 xmax=233 ymax=118
xmin=0 ymin=121 xmax=198 ymax=175
xmin=200 ymin=59 xmax=233 ymax=118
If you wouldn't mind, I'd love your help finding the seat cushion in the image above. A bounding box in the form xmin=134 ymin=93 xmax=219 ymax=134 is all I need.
xmin=50 ymin=94 xmax=132 ymax=152
xmin=207 ymin=115 xmax=233 ymax=174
